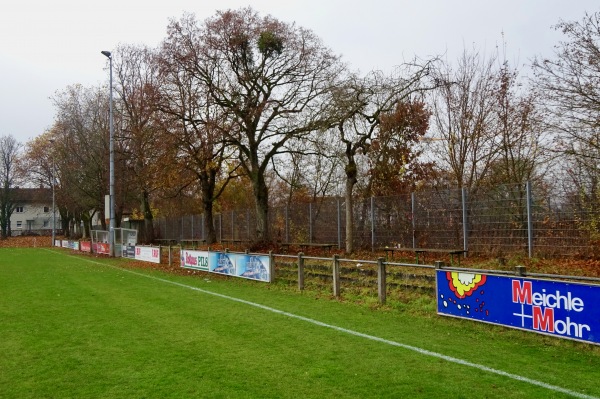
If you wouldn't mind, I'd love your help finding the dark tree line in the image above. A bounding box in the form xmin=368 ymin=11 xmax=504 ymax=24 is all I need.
xmin=7 ymin=7 xmax=599 ymax=251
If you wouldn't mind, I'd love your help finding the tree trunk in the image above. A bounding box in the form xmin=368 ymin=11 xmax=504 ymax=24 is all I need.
xmin=344 ymin=158 xmax=358 ymax=254
xmin=140 ymin=189 xmax=154 ymax=244
xmin=252 ymin=173 xmax=270 ymax=243
xmin=61 ymin=210 xmax=70 ymax=238
xmin=202 ymin=191 xmax=217 ymax=245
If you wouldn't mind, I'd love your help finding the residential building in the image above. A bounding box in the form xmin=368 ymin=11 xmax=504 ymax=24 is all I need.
xmin=9 ymin=188 xmax=58 ymax=236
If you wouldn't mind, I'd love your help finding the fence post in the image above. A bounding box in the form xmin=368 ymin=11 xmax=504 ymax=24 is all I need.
xmin=231 ymin=210 xmax=235 ymax=240
xmin=377 ymin=257 xmax=386 ymax=304
xmin=298 ymin=252 xmax=305 ymax=291
xmin=526 ymin=181 xmax=533 ymax=259
xmin=515 ymin=265 xmax=526 ymax=276
xmin=371 ymin=197 xmax=375 ymax=252
xmin=269 ymin=250 xmax=275 ymax=282
xmin=332 ymin=254 xmax=340 ymax=297
xmin=168 ymin=244 xmax=172 ymax=266
xmin=462 ymin=187 xmax=468 ymax=257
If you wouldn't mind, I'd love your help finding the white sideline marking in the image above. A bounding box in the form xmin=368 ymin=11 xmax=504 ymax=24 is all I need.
xmin=66 ymin=253 xmax=597 ymax=399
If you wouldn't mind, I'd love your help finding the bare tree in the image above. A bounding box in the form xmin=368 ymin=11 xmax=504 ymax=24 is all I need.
xmin=163 ymin=8 xmax=343 ymax=243
xmin=113 ymin=44 xmax=166 ymax=243
xmin=532 ymin=11 xmax=600 ymax=164
xmin=157 ymin=41 xmax=234 ymax=245
xmin=51 ymin=84 xmax=114 ymax=236
xmin=0 ymin=135 xmax=23 ymax=238
xmin=331 ymin=63 xmax=436 ymax=253
xmin=486 ymin=61 xmax=547 ymax=187
xmin=532 ymin=11 xmax=600 ymax=240
xmin=271 ymin=128 xmax=344 ymax=206
xmin=430 ymin=48 xmax=499 ymax=192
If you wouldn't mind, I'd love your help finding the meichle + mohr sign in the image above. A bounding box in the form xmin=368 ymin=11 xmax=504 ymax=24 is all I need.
xmin=436 ymin=270 xmax=600 ymax=345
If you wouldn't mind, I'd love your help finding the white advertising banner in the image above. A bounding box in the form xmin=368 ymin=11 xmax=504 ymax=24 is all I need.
xmin=134 ymin=246 xmax=161 ymax=263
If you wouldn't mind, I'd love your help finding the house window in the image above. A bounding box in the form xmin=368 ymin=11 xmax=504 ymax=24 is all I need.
xmin=43 ymin=220 xmax=49 ymax=227
xmin=16 ymin=221 xmax=22 ymax=228
xmin=16 ymin=206 xmax=24 ymax=213
xmin=44 ymin=206 xmax=50 ymax=213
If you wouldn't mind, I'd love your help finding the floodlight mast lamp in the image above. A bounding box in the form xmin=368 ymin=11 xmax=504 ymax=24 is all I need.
xmin=101 ymin=50 xmax=116 ymax=257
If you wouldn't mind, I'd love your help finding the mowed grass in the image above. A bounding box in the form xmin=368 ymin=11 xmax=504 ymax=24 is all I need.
xmin=1 ymin=249 xmax=599 ymax=398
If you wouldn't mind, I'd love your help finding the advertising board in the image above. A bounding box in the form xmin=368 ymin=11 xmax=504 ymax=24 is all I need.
xmin=181 ymin=250 xmax=271 ymax=282
xmin=436 ymin=270 xmax=600 ymax=345
xmin=80 ymin=241 xmax=91 ymax=253
xmin=134 ymin=246 xmax=160 ymax=263
xmin=96 ymin=242 xmax=110 ymax=255
xmin=123 ymin=245 xmax=136 ymax=259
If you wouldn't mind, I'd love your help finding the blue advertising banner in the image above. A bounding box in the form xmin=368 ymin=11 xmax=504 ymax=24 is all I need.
xmin=208 ymin=252 xmax=271 ymax=282
xmin=436 ymin=270 xmax=600 ymax=345
xmin=181 ymin=250 xmax=271 ymax=282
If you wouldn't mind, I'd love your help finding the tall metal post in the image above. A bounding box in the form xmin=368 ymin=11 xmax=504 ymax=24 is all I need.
xmin=285 ymin=205 xmax=289 ymax=243
xmin=526 ymin=181 xmax=533 ymax=258
xmin=101 ymin=50 xmax=115 ymax=257
xmin=411 ymin=192 xmax=416 ymax=248
xmin=462 ymin=187 xmax=468 ymax=256
xmin=337 ymin=198 xmax=341 ymax=249
xmin=50 ymin=139 xmax=56 ymax=247
xmin=371 ymin=197 xmax=375 ymax=251
xmin=309 ymin=202 xmax=313 ymax=243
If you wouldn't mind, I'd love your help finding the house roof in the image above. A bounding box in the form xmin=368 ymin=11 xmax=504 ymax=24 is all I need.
xmin=12 ymin=188 xmax=52 ymax=204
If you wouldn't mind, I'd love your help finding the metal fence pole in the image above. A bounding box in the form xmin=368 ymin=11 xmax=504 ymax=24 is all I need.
xmin=411 ymin=192 xmax=416 ymax=248
xmin=231 ymin=210 xmax=234 ymax=240
xmin=285 ymin=205 xmax=289 ymax=243
xmin=527 ymin=181 xmax=533 ymax=258
xmin=462 ymin=187 xmax=468 ymax=256
xmin=371 ymin=196 xmax=375 ymax=251
xmin=219 ymin=214 xmax=222 ymax=242
xmin=337 ymin=198 xmax=341 ymax=249
xmin=309 ymin=202 xmax=313 ymax=243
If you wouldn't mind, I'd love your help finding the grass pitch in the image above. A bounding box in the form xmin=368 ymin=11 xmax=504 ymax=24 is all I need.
xmin=1 ymin=248 xmax=599 ymax=398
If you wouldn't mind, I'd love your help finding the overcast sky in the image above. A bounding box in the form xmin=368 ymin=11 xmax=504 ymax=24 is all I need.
xmin=1 ymin=0 xmax=598 ymax=145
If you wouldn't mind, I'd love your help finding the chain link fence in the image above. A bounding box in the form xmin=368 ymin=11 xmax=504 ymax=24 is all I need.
xmin=154 ymin=181 xmax=599 ymax=258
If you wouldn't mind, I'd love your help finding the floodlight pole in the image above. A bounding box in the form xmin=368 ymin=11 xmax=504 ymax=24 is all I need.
xmin=102 ymin=50 xmax=116 ymax=257
xmin=49 ymin=139 xmax=56 ymax=247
